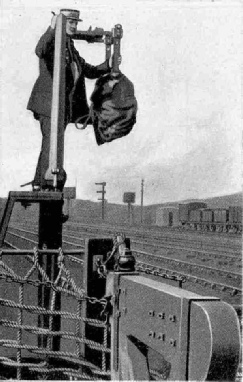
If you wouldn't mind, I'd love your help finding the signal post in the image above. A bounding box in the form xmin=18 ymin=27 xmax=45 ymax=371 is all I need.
xmin=96 ymin=182 xmax=106 ymax=220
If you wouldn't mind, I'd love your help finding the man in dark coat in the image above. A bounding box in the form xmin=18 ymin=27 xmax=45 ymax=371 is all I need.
xmin=27 ymin=9 xmax=110 ymax=190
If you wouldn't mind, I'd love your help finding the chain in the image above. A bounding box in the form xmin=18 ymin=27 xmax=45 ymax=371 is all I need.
xmin=87 ymin=295 xmax=113 ymax=319
xmin=0 ymin=254 xmax=114 ymax=326
xmin=136 ymin=262 xmax=186 ymax=283
xmin=96 ymin=233 xmax=127 ymax=278
xmin=136 ymin=262 xmax=241 ymax=296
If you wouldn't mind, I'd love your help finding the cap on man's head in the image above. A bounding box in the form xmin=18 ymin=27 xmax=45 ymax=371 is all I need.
xmin=60 ymin=9 xmax=82 ymax=21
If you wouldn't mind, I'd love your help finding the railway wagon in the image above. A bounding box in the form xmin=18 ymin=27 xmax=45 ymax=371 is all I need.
xmin=195 ymin=208 xmax=229 ymax=233
xmin=229 ymin=206 xmax=242 ymax=223
xmin=212 ymin=208 xmax=228 ymax=232
xmin=187 ymin=208 xmax=214 ymax=232
xmin=188 ymin=208 xmax=203 ymax=230
xmin=155 ymin=206 xmax=179 ymax=227
xmin=179 ymin=205 xmax=242 ymax=233
xmin=228 ymin=206 xmax=242 ymax=233
xmin=212 ymin=207 xmax=242 ymax=233
xmin=202 ymin=209 xmax=214 ymax=223
xmin=213 ymin=208 xmax=228 ymax=223
xmin=179 ymin=202 xmax=207 ymax=228
xmin=201 ymin=208 xmax=214 ymax=231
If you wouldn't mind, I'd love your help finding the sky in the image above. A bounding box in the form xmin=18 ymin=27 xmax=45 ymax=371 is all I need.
xmin=0 ymin=0 xmax=241 ymax=205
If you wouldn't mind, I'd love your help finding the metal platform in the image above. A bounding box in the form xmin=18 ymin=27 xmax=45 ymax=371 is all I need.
xmin=0 ymin=191 xmax=64 ymax=247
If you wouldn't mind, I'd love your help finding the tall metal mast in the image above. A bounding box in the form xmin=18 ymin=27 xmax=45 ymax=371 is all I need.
xmin=140 ymin=179 xmax=144 ymax=223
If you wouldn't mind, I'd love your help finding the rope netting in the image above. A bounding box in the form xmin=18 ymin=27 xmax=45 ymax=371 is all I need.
xmin=0 ymin=248 xmax=111 ymax=380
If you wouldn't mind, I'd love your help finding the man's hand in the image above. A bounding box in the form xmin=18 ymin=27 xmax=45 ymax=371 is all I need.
xmin=108 ymin=55 xmax=122 ymax=69
xmin=51 ymin=14 xmax=57 ymax=29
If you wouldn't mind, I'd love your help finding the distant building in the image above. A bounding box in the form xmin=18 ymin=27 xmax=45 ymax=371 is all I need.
xmin=156 ymin=206 xmax=179 ymax=227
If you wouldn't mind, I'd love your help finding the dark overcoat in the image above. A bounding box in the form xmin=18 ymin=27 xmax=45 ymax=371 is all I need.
xmin=27 ymin=27 xmax=110 ymax=123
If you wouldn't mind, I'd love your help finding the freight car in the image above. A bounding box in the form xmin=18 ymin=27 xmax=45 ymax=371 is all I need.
xmin=179 ymin=202 xmax=207 ymax=228
xmin=178 ymin=203 xmax=242 ymax=234
xmin=155 ymin=206 xmax=179 ymax=227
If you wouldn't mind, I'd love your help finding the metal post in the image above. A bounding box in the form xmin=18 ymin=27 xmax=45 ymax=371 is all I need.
xmin=102 ymin=198 xmax=105 ymax=220
xmin=38 ymin=13 xmax=67 ymax=349
xmin=128 ymin=202 xmax=132 ymax=225
xmin=38 ymin=200 xmax=63 ymax=350
xmin=45 ymin=13 xmax=67 ymax=189
xmin=96 ymin=182 xmax=106 ymax=220
xmin=112 ymin=24 xmax=123 ymax=74
xmin=140 ymin=179 xmax=144 ymax=224
xmin=101 ymin=184 xmax=105 ymax=220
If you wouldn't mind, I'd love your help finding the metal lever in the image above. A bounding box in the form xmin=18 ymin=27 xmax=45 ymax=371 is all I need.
xmin=105 ymin=33 xmax=112 ymax=61
xmin=112 ymin=24 xmax=123 ymax=73
xmin=74 ymin=27 xmax=108 ymax=43
xmin=73 ymin=24 xmax=123 ymax=73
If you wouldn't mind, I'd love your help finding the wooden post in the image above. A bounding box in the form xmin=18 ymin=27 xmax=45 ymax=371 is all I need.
xmin=45 ymin=13 xmax=66 ymax=189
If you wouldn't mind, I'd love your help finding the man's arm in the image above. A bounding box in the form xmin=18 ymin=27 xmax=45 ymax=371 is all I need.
xmin=83 ymin=60 xmax=110 ymax=79
xmin=35 ymin=16 xmax=57 ymax=58
xmin=35 ymin=26 xmax=55 ymax=58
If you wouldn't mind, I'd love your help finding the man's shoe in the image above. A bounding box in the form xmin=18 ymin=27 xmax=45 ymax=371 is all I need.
xmin=20 ymin=180 xmax=33 ymax=187
xmin=20 ymin=180 xmax=41 ymax=191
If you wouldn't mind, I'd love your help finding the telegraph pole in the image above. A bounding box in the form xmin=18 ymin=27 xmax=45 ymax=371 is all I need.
xmin=95 ymin=182 xmax=106 ymax=220
xmin=140 ymin=179 xmax=144 ymax=223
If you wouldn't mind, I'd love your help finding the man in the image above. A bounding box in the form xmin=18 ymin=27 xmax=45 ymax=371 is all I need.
xmin=27 ymin=9 xmax=110 ymax=191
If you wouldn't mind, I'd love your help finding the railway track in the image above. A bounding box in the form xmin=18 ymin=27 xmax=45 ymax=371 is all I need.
xmin=65 ymin=224 xmax=240 ymax=256
xmin=62 ymin=226 xmax=241 ymax=277
xmin=11 ymin=219 xmax=239 ymax=251
xmin=9 ymin=222 xmax=241 ymax=255
xmin=6 ymin=225 xmax=242 ymax=272
xmin=3 ymin=224 xmax=242 ymax=306
xmin=64 ymin=221 xmax=241 ymax=253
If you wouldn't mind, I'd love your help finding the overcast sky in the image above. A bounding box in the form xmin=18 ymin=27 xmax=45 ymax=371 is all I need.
xmin=0 ymin=0 xmax=241 ymax=205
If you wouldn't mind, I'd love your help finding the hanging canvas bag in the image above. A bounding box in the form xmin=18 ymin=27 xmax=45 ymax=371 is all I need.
xmin=88 ymin=72 xmax=137 ymax=145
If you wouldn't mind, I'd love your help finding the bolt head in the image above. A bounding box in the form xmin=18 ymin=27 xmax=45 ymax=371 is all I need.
xmin=169 ymin=315 xmax=176 ymax=322
xmin=149 ymin=331 xmax=155 ymax=338
xmin=170 ymin=339 xmax=176 ymax=347
xmin=158 ymin=333 xmax=165 ymax=341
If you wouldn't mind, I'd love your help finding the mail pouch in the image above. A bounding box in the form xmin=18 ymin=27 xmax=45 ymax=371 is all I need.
xmin=89 ymin=72 xmax=137 ymax=145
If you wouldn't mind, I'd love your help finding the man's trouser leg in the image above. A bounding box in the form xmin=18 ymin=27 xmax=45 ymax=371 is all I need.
xmin=34 ymin=115 xmax=67 ymax=190
xmin=34 ymin=116 xmax=51 ymax=189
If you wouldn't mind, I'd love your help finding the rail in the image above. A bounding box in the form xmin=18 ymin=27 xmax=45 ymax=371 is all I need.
xmin=7 ymin=224 xmax=242 ymax=261
xmin=8 ymin=221 xmax=242 ymax=253
xmin=4 ymin=226 xmax=242 ymax=303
